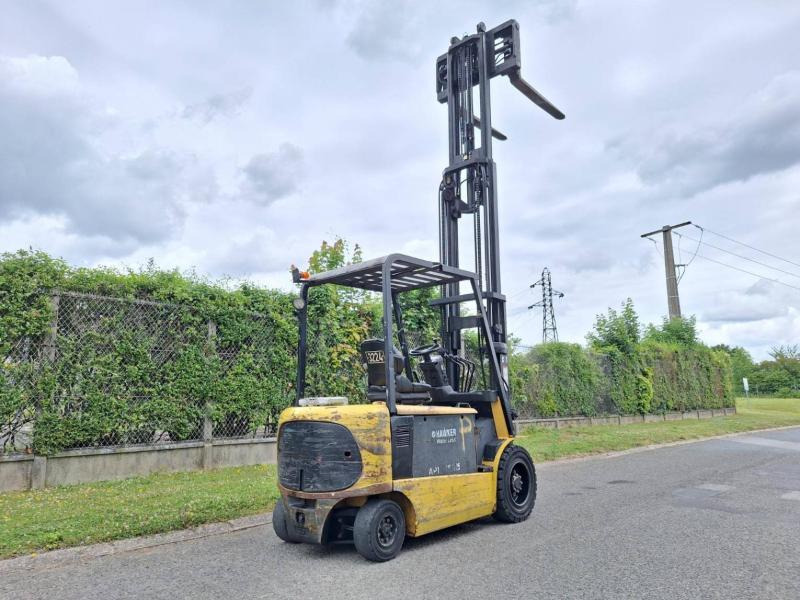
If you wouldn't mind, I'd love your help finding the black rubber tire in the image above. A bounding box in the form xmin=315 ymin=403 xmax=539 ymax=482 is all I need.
xmin=272 ymin=500 xmax=299 ymax=543
xmin=353 ymin=499 xmax=406 ymax=562
xmin=493 ymin=444 xmax=537 ymax=523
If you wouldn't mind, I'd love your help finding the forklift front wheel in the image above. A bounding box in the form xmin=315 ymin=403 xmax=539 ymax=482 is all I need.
xmin=493 ymin=444 xmax=537 ymax=523
xmin=353 ymin=498 xmax=406 ymax=561
xmin=272 ymin=500 xmax=299 ymax=543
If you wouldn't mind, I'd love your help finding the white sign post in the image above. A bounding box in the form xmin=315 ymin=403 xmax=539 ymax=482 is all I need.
xmin=743 ymin=377 xmax=750 ymax=408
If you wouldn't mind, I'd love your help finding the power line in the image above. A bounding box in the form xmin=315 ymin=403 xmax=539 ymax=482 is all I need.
xmin=696 ymin=224 xmax=800 ymax=270
xmin=694 ymin=252 xmax=800 ymax=292
xmin=680 ymin=227 xmax=703 ymax=268
xmin=646 ymin=237 xmax=663 ymax=258
xmin=678 ymin=232 xmax=800 ymax=281
xmin=660 ymin=227 xmax=702 ymax=286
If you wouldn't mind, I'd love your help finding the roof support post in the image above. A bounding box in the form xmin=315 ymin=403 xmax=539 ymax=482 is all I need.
xmin=382 ymin=260 xmax=397 ymax=414
xmin=295 ymin=284 xmax=309 ymax=405
xmin=391 ymin=291 xmax=412 ymax=377
xmin=469 ymin=277 xmax=514 ymax=434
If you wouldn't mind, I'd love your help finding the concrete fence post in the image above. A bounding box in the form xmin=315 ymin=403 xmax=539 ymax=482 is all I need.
xmin=30 ymin=456 xmax=47 ymax=490
xmin=201 ymin=319 xmax=217 ymax=470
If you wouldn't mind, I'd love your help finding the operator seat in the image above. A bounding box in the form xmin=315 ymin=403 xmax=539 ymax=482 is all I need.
xmin=360 ymin=339 xmax=431 ymax=403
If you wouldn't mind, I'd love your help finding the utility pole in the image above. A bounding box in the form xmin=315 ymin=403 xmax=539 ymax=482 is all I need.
xmin=528 ymin=267 xmax=564 ymax=343
xmin=641 ymin=221 xmax=692 ymax=319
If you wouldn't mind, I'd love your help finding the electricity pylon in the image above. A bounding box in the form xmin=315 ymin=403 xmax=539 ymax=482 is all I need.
xmin=528 ymin=267 xmax=564 ymax=343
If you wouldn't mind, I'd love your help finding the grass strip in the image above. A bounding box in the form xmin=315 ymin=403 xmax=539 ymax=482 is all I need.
xmin=0 ymin=464 xmax=279 ymax=559
xmin=516 ymin=397 xmax=800 ymax=462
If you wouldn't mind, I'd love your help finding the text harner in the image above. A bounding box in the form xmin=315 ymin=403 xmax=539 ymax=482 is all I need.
xmin=431 ymin=427 xmax=457 ymax=444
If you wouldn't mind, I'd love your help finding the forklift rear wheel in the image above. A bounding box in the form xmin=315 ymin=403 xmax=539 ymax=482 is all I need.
xmin=494 ymin=444 xmax=537 ymax=523
xmin=272 ymin=500 xmax=299 ymax=543
xmin=353 ymin=498 xmax=406 ymax=561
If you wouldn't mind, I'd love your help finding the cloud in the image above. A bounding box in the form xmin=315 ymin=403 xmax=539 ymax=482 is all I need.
xmin=345 ymin=1 xmax=424 ymax=63
xmin=240 ymin=144 xmax=303 ymax=205
xmin=205 ymin=230 xmax=291 ymax=276
xmin=702 ymin=279 xmax=796 ymax=323
xmin=609 ymin=71 xmax=800 ymax=197
xmin=1 ymin=2 xmax=799 ymax=362
xmin=702 ymin=307 xmax=800 ymax=356
xmin=0 ymin=54 xmax=217 ymax=246
xmin=343 ymin=0 xmax=576 ymax=63
xmin=181 ymin=87 xmax=252 ymax=123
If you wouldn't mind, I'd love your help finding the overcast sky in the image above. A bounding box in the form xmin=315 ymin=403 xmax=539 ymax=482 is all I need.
xmin=1 ymin=0 xmax=799 ymax=359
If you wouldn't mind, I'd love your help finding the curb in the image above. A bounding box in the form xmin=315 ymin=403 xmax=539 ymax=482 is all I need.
xmin=0 ymin=512 xmax=273 ymax=574
xmin=536 ymin=423 xmax=800 ymax=468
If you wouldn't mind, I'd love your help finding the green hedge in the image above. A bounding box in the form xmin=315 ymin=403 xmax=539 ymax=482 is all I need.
xmin=511 ymin=341 xmax=734 ymax=418
xmin=2 ymin=250 xmax=736 ymax=453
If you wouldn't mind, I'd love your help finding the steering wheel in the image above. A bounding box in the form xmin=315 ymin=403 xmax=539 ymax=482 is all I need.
xmin=409 ymin=343 xmax=441 ymax=357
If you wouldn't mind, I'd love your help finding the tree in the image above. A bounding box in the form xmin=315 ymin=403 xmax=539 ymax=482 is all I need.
xmin=712 ymin=345 xmax=755 ymax=391
xmin=643 ymin=316 xmax=699 ymax=347
xmin=769 ymin=344 xmax=800 ymax=361
xmin=587 ymin=298 xmax=640 ymax=355
xmin=301 ymin=238 xmax=379 ymax=399
xmin=768 ymin=345 xmax=800 ymax=386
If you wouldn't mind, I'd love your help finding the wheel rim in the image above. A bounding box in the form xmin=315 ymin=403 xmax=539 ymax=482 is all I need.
xmin=377 ymin=514 xmax=398 ymax=548
xmin=510 ymin=462 xmax=531 ymax=507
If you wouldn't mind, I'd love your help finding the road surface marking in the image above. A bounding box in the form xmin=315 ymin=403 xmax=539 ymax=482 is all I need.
xmin=730 ymin=436 xmax=800 ymax=452
xmin=780 ymin=491 xmax=800 ymax=501
xmin=696 ymin=484 xmax=732 ymax=492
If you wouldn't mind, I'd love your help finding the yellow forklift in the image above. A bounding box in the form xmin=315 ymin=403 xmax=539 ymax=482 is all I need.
xmin=273 ymin=20 xmax=564 ymax=561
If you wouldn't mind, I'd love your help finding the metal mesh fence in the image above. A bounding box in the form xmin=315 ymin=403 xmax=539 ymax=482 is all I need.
xmin=512 ymin=353 xmax=617 ymax=420
xmin=0 ymin=291 xmax=293 ymax=455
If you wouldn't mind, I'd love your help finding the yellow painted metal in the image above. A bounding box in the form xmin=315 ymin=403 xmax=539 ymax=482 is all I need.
xmin=393 ymin=472 xmax=496 ymax=536
xmin=277 ymin=397 xmax=520 ymax=539
xmin=277 ymin=403 xmax=392 ymax=499
xmin=490 ymin=397 xmax=512 ymax=439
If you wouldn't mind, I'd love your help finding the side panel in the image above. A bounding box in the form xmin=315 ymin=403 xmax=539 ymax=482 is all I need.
xmin=411 ymin=414 xmax=476 ymax=477
xmin=393 ymin=472 xmax=495 ymax=536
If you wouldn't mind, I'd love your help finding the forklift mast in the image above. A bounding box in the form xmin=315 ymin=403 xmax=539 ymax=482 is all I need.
xmin=435 ymin=20 xmax=564 ymax=391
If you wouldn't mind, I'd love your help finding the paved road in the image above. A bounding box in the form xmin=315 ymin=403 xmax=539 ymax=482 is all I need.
xmin=3 ymin=428 xmax=800 ymax=600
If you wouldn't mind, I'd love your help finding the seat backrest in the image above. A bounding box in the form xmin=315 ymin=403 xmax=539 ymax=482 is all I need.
xmin=360 ymin=339 xmax=405 ymax=387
